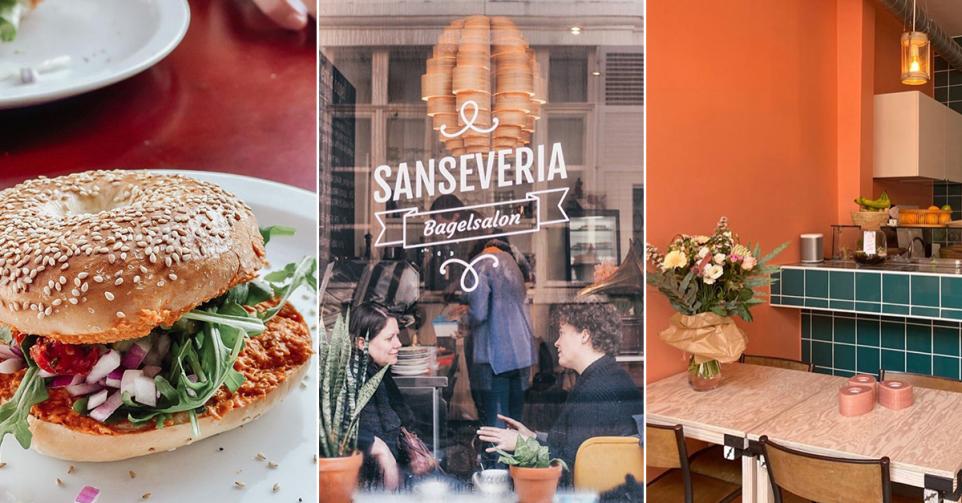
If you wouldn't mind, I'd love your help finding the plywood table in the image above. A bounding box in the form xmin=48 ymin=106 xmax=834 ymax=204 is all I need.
xmin=647 ymin=363 xmax=841 ymax=502
xmin=749 ymin=382 xmax=962 ymax=502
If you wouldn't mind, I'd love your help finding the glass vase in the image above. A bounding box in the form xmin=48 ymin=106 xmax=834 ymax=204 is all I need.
xmin=688 ymin=357 xmax=722 ymax=391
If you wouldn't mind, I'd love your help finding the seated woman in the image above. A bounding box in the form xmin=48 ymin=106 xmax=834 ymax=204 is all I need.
xmin=476 ymin=302 xmax=643 ymax=476
xmin=352 ymin=303 xmax=436 ymax=490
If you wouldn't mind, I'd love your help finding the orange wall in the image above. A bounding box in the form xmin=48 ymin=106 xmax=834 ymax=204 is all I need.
xmin=647 ymin=0 xmax=940 ymax=384
xmin=646 ymin=0 xmax=841 ymax=382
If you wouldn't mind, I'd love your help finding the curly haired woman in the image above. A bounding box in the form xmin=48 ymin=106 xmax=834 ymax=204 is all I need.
xmin=476 ymin=302 xmax=643 ymax=475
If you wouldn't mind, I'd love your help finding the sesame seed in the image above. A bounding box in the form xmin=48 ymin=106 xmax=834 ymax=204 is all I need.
xmin=77 ymin=272 xmax=88 ymax=280
xmin=116 ymin=311 xmax=125 ymax=318
xmin=268 ymin=461 xmax=278 ymax=469
xmin=104 ymin=292 xmax=114 ymax=301
xmin=129 ymin=470 xmax=137 ymax=479
xmin=255 ymin=453 xmax=266 ymax=461
xmin=234 ymin=481 xmax=245 ymax=489
xmin=142 ymin=493 xmax=151 ymax=500
xmin=0 ymin=462 xmax=6 ymax=469
xmin=168 ymin=273 xmax=177 ymax=281
xmin=272 ymin=483 xmax=280 ymax=493
xmin=114 ymin=278 xmax=123 ymax=286
xmin=67 ymin=465 xmax=75 ymax=474
xmin=56 ymin=478 xmax=63 ymax=487
xmin=68 ymin=298 xmax=78 ymax=305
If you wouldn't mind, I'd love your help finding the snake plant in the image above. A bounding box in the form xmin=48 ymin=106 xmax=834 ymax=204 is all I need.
xmin=319 ymin=311 xmax=389 ymax=458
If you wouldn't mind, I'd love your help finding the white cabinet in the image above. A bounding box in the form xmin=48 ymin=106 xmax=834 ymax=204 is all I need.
xmin=874 ymin=91 xmax=962 ymax=182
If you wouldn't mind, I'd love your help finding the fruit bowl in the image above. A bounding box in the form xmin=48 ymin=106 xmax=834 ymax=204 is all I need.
xmin=852 ymin=211 xmax=889 ymax=229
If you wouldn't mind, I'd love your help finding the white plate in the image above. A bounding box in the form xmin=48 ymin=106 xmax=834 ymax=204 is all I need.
xmin=0 ymin=0 xmax=190 ymax=109
xmin=0 ymin=170 xmax=318 ymax=502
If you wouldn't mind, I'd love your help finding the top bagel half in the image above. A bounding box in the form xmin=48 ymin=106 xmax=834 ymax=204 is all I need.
xmin=0 ymin=170 xmax=267 ymax=344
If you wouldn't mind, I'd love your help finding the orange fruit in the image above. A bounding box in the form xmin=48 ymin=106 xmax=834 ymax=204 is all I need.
xmin=940 ymin=213 xmax=952 ymax=224
xmin=929 ymin=205 xmax=941 ymax=211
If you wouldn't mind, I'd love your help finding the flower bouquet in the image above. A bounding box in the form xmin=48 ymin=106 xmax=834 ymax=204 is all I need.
xmin=646 ymin=217 xmax=787 ymax=390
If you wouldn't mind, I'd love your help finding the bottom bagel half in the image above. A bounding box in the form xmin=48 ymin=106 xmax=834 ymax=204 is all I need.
xmin=0 ymin=304 xmax=313 ymax=462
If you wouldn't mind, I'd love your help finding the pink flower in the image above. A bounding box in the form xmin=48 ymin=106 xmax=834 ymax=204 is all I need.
xmin=742 ymin=256 xmax=757 ymax=270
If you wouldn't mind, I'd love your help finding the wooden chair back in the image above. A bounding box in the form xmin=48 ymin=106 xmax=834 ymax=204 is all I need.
xmin=760 ymin=436 xmax=892 ymax=503
xmin=574 ymin=436 xmax=644 ymax=492
xmin=741 ymin=354 xmax=812 ymax=372
xmin=880 ymin=370 xmax=962 ymax=393
xmin=646 ymin=423 xmax=686 ymax=469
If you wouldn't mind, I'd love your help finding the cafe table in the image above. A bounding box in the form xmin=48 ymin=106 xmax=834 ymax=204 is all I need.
xmin=0 ymin=0 xmax=316 ymax=191
xmin=648 ymin=363 xmax=962 ymax=503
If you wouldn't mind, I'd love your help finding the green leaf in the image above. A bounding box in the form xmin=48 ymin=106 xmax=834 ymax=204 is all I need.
xmin=0 ymin=326 xmax=10 ymax=344
xmin=260 ymin=225 xmax=296 ymax=245
xmin=0 ymin=337 xmax=49 ymax=449
xmin=72 ymin=396 xmax=89 ymax=415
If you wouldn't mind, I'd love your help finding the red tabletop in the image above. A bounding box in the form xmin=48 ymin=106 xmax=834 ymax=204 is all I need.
xmin=0 ymin=0 xmax=317 ymax=192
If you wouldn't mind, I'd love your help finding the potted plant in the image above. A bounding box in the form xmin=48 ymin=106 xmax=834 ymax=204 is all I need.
xmin=319 ymin=312 xmax=389 ymax=503
xmin=496 ymin=436 xmax=568 ymax=503
xmin=646 ymin=217 xmax=786 ymax=390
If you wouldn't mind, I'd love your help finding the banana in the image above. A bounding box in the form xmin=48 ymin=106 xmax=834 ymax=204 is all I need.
xmin=854 ymin=192 xmax=891 ymax=211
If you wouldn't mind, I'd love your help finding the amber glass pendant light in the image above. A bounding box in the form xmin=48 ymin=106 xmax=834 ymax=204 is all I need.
xmin=901 ymin=0 xmax=931 ymax=85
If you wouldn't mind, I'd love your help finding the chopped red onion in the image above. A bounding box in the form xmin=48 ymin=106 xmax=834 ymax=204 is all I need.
xmin=74 ymin=485 xmax=100 ymax=503
xmin=85 ymin=349 xmax=120 ymax=384
xmin=0 ymin=358 xmax=24 ymax=374
xmin=37 ymin=369 xmax=58 ymax=378
xmin=0 ymin=344 xmax=17 ymax=360
xmin=87 ymin=389 xmax=108 ymax=410
xmin=142 ymin=365 xmax=161 ymax=378
xmin=121 ymin=340 xmax=149 ymax=369
xmin=10 ymin=344 xmax=21 ymax=357
xmin=133 ymin=375 xmax=157 ymax=406
xmin=67 ymin=382 xmax=103 ymax=397
xmin=89 ymin=391 xmax=122 ymax=422
xmin=120 ymin=369 xmax=143 ymax=395
xmin=50 ymin=374 xmax=82 ymax=388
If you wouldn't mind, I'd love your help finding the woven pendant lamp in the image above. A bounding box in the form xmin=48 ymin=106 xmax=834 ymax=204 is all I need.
xmin=422 ymin=16 xmax=542 ymax=155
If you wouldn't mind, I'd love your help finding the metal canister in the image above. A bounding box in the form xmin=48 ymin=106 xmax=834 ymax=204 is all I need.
xmin=800 ymin=233 xmax=824 ymax=263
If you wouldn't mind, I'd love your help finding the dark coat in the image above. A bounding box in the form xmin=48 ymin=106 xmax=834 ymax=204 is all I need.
xmin=356 ymin=366 xmax=415 ymax=483
xmin=544 ymin=355 xmax=644 ymax=473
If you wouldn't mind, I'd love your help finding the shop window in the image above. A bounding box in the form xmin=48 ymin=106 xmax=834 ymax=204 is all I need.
xmin=332 ymin=118 xmax=371 ymax=168
xmin=549 ymin=48 xmax=588 ymax=102
xmin=331 ymin=48 xmax=372 ymax=104
xmin=547 ymin=117 xmax=585 ymax=165
xmin=386 ymin=118 xmax=427 ymax=164
xmin=389 ymin=47 xmax=430 ymax=103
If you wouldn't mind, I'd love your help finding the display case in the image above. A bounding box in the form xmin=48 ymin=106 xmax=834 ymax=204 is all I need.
xmin=566 ymin=210 xmax=621 ymax=282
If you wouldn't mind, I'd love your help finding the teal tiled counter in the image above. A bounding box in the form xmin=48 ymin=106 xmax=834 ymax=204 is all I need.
xmin=773 ymin=263 xmax=962 ymax=378
xmin=772 ymin=264 xmax=962 ymax=321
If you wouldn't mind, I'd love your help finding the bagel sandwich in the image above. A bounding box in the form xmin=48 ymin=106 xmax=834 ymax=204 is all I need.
xmin=0 ymin=170 xmax=315 ymax=462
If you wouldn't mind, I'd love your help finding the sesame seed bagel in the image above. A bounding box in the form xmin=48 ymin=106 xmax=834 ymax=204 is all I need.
xmin=0 ymin=170 xmax=267 ymax=344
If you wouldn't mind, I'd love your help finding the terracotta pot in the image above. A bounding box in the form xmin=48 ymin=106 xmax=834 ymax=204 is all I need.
xmin=319 ymin=451 xmax=363 ymax=503
xmin=510 ymin=465 xmax=563 ymax=503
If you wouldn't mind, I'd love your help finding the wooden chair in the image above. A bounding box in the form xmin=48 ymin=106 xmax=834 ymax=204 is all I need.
xmin=760 ymin=435 xmax=916 ymax=503
xmin=689 ymin=354 xmax=811 ymax=485
xmin=740 ymin=354 xmax=813 ymax=372
xmin=573 ymin=436 xmax=644 ymax=493
xmin=880 ymin=369 xmax=962 ymax=393
xmin=646 ymin=423 xmax=741 ymax=503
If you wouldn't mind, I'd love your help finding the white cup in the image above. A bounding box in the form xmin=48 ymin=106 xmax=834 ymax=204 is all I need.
xmin=472 ymin=469 xmax=510 ymax=494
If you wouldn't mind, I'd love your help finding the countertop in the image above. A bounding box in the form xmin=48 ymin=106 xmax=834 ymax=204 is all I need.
xmin=0 ymin=0 xmax=316 ymax=191
xmin=784 ymin=259 xmax=962 ymax=276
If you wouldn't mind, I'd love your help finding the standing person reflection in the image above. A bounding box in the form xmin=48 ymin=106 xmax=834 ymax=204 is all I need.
xmin=476 ymin=302 xmax=643 ymax=475
xmin=464 ymin=237 xmax=536 ymax=438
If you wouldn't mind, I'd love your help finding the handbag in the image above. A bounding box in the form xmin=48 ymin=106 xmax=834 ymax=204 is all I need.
xmin=399 ymin=426 xmax=437 ymax=476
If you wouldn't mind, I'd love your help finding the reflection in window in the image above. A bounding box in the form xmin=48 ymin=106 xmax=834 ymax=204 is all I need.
xmin=389 ymin=48 xmax=430 ymax=103
xmin=331 ymin=48 xmax=372 ymax=104
xmin=549 ymin=48 xmax=588 ymax=102
xmin=332 ymin=118 xmax=371 ymax=168
xmin=387 ymin=118 xmax=426 ymax=164
xmin=548 ymin=117 xmax=585 ymax=165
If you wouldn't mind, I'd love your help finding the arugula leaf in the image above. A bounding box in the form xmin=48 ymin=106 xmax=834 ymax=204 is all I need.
xmin=260 ymin=225 xmax=296 ymax=246
xmin=261 ymin=256 xmax=317 ymax=321
xmin=0 ymin=337 xmax=48 ymax=449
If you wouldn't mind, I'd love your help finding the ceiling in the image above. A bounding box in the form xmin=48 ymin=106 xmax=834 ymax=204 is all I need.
xmin=921 ymin=0 xmax=962 ymax=37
